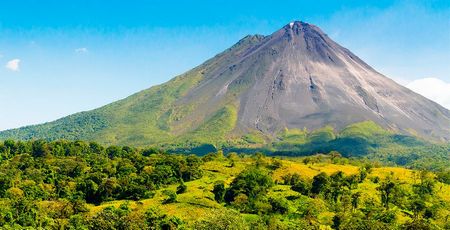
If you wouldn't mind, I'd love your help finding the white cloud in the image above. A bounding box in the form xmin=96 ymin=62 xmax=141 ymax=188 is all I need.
xmin=406 ymin=77 xmax=450 ymax=110
xmin=392 ymin=77 xmax=411 ymax=86
xmin=5 ymin=59 xmax=21 ymax=72
xmin=75 ymin=47 xmax=88 ymax=53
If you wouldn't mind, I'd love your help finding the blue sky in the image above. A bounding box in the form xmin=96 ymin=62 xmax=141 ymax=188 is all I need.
xmin=0 ymin=0 xmax=449 ymax=131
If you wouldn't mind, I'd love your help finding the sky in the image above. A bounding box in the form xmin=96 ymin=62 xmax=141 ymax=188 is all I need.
xmin=0 ymin=0 xmax=449 ymax=131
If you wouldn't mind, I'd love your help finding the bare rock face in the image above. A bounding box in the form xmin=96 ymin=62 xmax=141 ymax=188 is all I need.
xmin=176 ymin=21 xmax=450 ymax=140
xmin=1 ymin=21 xmax=449 ymax=144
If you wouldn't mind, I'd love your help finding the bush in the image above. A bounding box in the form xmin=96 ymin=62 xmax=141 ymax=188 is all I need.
xmin=176 ymin=183 xmax=187 ymax=194
xmin=269 ymin=197 xmax=289 ymax=214
xmin=212 ymin=181 xmax=226 ymax=203
xmin=193 ymin=209 xmax=248 ymax=230
xmin=291 ymin=178 xmax=310 ymax=196
xmin=163 ymin=190 xmax=177 ymax=204
xmin=402 ymin=219 xmax=432 ymax=230
xmin=145 ymin=207 xmax=183 ymax=229
xmin=88 ymin=204 xmax=131 ymax=230
xmin=436 ymin=170 xmax=450 ymax=184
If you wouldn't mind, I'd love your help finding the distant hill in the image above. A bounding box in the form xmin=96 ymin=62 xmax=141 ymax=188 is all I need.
xmin=1 ymin=21 xmax=449 ymax=153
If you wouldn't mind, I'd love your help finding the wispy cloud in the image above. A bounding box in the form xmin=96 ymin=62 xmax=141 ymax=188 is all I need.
xmin=406 ymin=77 xmax=450 ymax=110
xmin=75 ymin=47 xmax=89 ymax=54
xmin=5 ymin=59 xmax=21 ymax=71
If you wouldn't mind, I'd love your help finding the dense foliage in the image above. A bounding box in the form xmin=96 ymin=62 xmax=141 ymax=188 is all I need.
xmin=3 ymin=119 xmax=449 ymax=173
xmin=0 ymin=140 xmax=449 ymax=229
xmin=0 ymin=139 xmax=202 ymax=229
xmin=166 ymin=121 xmax=450 ymax=171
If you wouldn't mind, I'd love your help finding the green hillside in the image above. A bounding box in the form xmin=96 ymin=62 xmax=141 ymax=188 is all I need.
xmin=0 ymin=69 xmax=204 ymax=145
xmin=3 ymin=113 xmax=448 ymax=170
xmin=0 ymin=35 xmax=262 ymax=146
xmin=0 ymin=140 xmax=449 ymax=229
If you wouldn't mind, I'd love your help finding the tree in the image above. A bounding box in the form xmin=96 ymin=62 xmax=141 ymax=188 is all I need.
xmin=31 ymin=140 xmax=49 ymax=157
xmin=268 ymin=158 xmax=283 ymax=170
xmin=303 ymin=157 xmax=311 ymax=165
xmin=68 ymin=214 xmax=88 ymax=230
xmin=269 ymin=197 xmax=289 ymax=214
xmin=330 ymin=171 xmax=346 ymax=202
xmin=182 ymin=155 xmax=203 ymax=181
xmin=358 ymin=167 xmax=368 ymax=182
xmin=89 ymin=142 xmax=104 ymax=154
xmin=176 ymin=183 xmax=187 ymax=194
xmin=2 ymin=139 xmax=16 ymax=157
xmin=291 ymin=178 xmax=310 ymax=196
xmin=296 ymin=198 xmax=324 ymax=225
xmin=87 ymin=204 xmax=131 ymax=230
xmin=436 ymin=170 xmax=450 ymax=184
xmin=402 ymin=219 xmax=432 ymax=230
xmin=145 ymin=207 xmax=183 ymax=230
xmin=311 ymin=172 xmax=330 ymax=196
xmin=212 ymin=181 xmax=226 ymax=203
xmin=224 ymin=168 xmax=273 ymax=203
xmin=329 ymin=151 xmax=342 ymax=163
xmin=351 ymin=192 xmax=361 ymax=210
xmin=282 ymin=173 xmax=302 ymax=185
xmin=377 ymin=180 xmax=397 ymax=209
xmin=332 ymin=213 xmax=344 ymax=230
xmin=231 ymin=193 xmax=249 ymax=211
xmin=409 ymin=198 xmax=426 ymax=219
xmin=413 ymin=179 xmax=434 ymax=199
xmin=105 ymin=146 xmax=124 ymax=158
xmin=163 ymin=190 xmax=177 ymax=204
xmin=76 ymin=179 xmax=100 ymax=204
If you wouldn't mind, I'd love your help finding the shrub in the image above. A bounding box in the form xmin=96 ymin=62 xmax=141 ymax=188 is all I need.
xmin=193 ymin=209 xmax=248 ymax=230
xmin=291 ymin=179 xmax=310 ymax=196
xmin=212 ymin=181 xmax=226 ymax=203
xmin=269 ymin=197 xmax=289 ymax=214
xmin=176 ymin=183 xmax=187 ymax=194
xmin=163 ymin=190 xmax=177 ymax=204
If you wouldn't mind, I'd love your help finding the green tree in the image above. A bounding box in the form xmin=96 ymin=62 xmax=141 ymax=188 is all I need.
xmin=163 ymin=190 xmax=177 ymax=204
xmin=212 ymin=181 xmax=226 ymax=203
xmin=87 ymin=204 xmax=131 ymax=230
xmin=31 ymin=140 xmax=49 ymax=158
xmin=351 ymin=192 xmax=361 ymax=210
xmin=224 ymin=168 xmax=273 ymax=203
xmin=291 ymin=178 xmax=310 ymax=196
xmin=269 ymin=197 xmax=289 ymax=214
xmin=145 ymin=207 xmax=183 ymax=230
xmin=176 ymin=183 xmax=187 ymax=194
xmin=311 ymin=172 xmax=330 ymax=196
xmin=377 ymin=180 xmax=397 ymax=209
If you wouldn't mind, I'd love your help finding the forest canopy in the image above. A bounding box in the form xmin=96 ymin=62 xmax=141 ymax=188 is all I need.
xmin=0 ymin=139 xmax=449 ymax=229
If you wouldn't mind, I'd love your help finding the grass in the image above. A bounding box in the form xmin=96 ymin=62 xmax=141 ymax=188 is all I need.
xmin=272 ymin=159 xmax=360 ymax=181
xmin=339 ymin=121 xmax=390 ymax=139
xmin=187 ymin=105 xmax=238 ymax=144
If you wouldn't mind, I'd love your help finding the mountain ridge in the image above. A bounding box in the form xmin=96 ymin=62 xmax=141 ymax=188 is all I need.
xmin=1 ymin=21 xmax=449 ymax=146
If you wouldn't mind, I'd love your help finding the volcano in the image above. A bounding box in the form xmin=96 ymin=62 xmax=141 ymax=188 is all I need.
xmin=1 ymin=21 xmax=449 ymax=146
